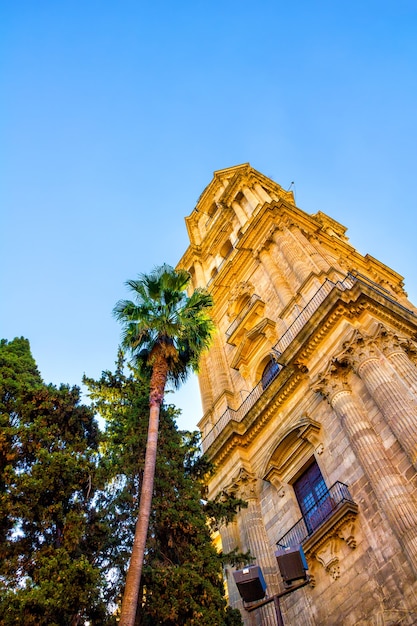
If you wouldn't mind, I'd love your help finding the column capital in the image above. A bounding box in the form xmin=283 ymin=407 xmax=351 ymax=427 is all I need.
xmin=228 ymin=467 xmax=260 ymax=501
xmin=339 ymin=330 xmax=381 ymax=372
xmin=373 ymin=324 xmax=406 ymax=358
xmin=312 ymin=360 xmax=352 ymax=405
xmin=253 ymin=231 xmax=275 ymax=258
xmin=405 ymin=339 xmax=417 ymax=363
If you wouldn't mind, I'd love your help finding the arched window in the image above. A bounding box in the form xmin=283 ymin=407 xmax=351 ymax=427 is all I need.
xmin=261 ymin=359 xmax=281 ymax=390
xmin=220 ymin=239 xmax=233 ymax=259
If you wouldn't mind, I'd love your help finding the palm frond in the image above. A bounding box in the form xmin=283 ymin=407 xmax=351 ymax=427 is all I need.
xmin=113 ymin=265 xmax=214 ymax=389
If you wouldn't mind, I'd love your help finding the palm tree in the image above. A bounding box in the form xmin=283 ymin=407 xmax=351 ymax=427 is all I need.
xmin=113 ymin=264 xmax=214 ymax=626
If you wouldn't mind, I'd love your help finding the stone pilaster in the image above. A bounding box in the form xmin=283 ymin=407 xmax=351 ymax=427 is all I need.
xmin=220 ymin=520 xmax=243 ymax=609
xmin=192 ymin=259 xmax=206 ymax=286
xmin=253 ymin=182 xmax=272 ymax=204
xmin=233 ymin=468 xmax=279 ymax=626
xmin=341 ymin=331 xmax=417 ymax=466
xmin=314 ymin=363 xmax=417 ymax=576
xmin=242 ymin=186 xmax=260 ymax=211
xmin=290 ymin=226 xmax=330 ymax=273
xmin=198 ymin=352 xmax=214 ymax=412
xmin=211 ymin=333 xmax=234 ymax=397
xmin=256 ymin=245 xmax=292 ymax=310
xmin=272 ymin=227 xmax=311 ymax=286
xmin=231 ymin=200 xmax=248 ymax=226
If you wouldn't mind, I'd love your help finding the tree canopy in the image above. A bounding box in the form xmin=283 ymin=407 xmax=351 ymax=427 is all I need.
xmin=1 ymin=338 xmax=244 ymax=625
xmin=0 ymin=338 xmax=112 ymax=626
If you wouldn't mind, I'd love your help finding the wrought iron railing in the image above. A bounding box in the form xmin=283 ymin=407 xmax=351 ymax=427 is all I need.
xmin=273 ymin=275 xmax=355 ymax=355
xmin=276 ymin=482 xmax=355 ymax=548
xmin=200 ymin=272 xmax=416 ymax=451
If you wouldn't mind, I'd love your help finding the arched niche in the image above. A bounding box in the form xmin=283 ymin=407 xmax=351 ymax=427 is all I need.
xmin=262 ymin=417 xmax=323 ymax=489
xmin=220 ymin=238 xmax=233 ymax=260
xmin=227 ymin=281 xmax=255 ymax=321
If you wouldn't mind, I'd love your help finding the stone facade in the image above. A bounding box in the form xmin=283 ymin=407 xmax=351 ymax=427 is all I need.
xmin=177 ymin=164 xmax=417 ymax=625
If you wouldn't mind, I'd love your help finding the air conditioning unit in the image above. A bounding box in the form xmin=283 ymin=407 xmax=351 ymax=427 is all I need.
xmin=233 ymin=565 xmax=267 ymax=602
xmin=275 ymin=545 xmax=308 ymax=586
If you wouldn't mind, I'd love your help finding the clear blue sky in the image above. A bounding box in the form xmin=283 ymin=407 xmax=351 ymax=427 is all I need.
xmin=1 ymin=1 xmax=416 ymax=430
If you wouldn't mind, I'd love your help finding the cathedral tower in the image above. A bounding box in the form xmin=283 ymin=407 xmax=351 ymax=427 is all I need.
xmin=177 ymin=164 xmax=417 ymax=625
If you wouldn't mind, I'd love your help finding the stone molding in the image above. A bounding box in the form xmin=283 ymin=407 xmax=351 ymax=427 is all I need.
xmin=303 ymin=506 xmax=358 ymax=582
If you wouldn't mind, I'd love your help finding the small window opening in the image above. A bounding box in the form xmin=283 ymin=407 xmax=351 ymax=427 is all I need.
xmin=207 ymin=202 xmax=217 ymax=218
xmin=261 ymin=359 xmax=281 ymax=390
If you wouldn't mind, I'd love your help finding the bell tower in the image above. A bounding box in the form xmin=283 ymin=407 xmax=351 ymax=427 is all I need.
xmin=178 ymin=164 xmax=417 ymax=625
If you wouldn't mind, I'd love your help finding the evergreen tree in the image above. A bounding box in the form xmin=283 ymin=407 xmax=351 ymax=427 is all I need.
xmin=0 ymin=338 xmax=43 ymax=546
xmin=0 ymin=338 xmax=114 ymax=626
xmin=84 ymin=355 xmax=243 ymax=626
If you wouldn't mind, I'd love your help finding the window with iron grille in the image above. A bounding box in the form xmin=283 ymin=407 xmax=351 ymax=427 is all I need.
xmin=293 ymin=461 xmax=333 ymax=533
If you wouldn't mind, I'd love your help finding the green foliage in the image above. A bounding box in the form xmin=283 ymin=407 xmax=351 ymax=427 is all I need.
xmin=0 ymin=338 xmax=114 ymax=626
xmin=0 ymin=339 xmax=244 ymax=624
xmin=113 ymin=264 xmax=215 ymax=386
xmin=85 ymin=355 xmax=243 ymax=626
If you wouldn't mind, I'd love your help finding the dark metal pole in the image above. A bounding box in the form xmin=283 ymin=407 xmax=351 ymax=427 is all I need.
xmin=245 ymin=577 xmax=310 ymax=625
xmin=273 ymin=595 xmax=285 ymax=626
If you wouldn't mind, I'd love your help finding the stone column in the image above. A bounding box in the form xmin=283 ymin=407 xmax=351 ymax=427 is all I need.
xmin=231 ymin=200 xmax=248 ymax=226
xmin=342 ymin=331 xmax=417 ymax=466
xmin=253 ymin=182 xmax=272 ymax=204
xmin=314 ymin=364 xmax=417 ymax=576
xmin=233 ymin=469 xmax=279 ymax=626
xmin=211 ymin=333 xmax=234 ymax=396
xmin=290 ymin=226 xmax=330 ymax=273
xmin=220 ymin=520 xmax=244 ymax=610
xmin=376 ymin=327 xmax=417 ymax=398
xmin=192 ymin=259 xmax=206 ymax=287
xmin=198 ymin=352 xmax=214 ymax=412
xmin=287 ymin=224 xmax=320 ymax=274
xmin=272 ymin=227 xmax=311 ymax=286
xmin=256 ymin=245 xmax=292 ymax=310
xmin=242 ymin=186 xmax=260 ymax=211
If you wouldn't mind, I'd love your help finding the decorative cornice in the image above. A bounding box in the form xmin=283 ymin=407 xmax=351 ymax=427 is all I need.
xmin=296 ymin=294 xmax=417 ymax=367
xmin=208 ymin=369 xmax=305 ymax=466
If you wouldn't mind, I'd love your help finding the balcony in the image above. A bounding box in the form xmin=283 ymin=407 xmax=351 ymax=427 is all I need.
xmin=200 ymin=273 xmax=416 ymax=452
xmin=276 ymin=482 xmax=358 ymax=550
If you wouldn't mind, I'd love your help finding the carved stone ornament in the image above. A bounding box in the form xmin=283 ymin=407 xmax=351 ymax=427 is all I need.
xmin=226 ymin=281 xmax=255 ymax=320
xmin=263 ymin=466 xmax=286 ymax=495
xmin=339 ymin=330 xmax=383 ymax=373
xmin=338 ymin=520 xmax=357 ymax=549
xmin=373 ymin=324 xmax=407 ymax=359
xmin=303 ymin=508 xmax=358 ymax=582
xmin=311 ymin=359 xmax=352 ymax=405
xmin=315 ymin=539 xmax=340 ymax=576
xmin=405 ymin=339 xmax=417 ymax=364
xmin=227 ymin=467 xmax=259 ymax=501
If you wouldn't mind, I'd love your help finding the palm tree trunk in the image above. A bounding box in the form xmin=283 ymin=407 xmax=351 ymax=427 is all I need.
xmin=119 ymin=352 xmax=168 ymax=626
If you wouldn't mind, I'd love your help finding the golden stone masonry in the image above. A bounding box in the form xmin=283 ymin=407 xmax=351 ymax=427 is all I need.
xmin=177 ymin=164 xmax=417 ymax=625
